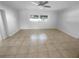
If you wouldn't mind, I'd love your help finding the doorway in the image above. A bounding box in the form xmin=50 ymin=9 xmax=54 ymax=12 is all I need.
xmin=0 ymin=10 xmax=8 ymax=40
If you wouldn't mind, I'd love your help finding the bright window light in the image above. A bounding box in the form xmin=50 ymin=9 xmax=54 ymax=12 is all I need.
xmin=30 ymin=33 xmax=47 ymax=44
xmin=30 ymin=19 xmax=42 ymax=22
xmin=30 ymin=15 xmax=48 ymax=22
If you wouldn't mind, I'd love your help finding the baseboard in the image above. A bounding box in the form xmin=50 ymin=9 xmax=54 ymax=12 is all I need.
xmin=58 ymin=28 xmax=79 ymax=39
xmin=9 ymin=29 xmax=20 ymax=36
xmin=20 ymin=27 xmax=56 ymax=29
xmin=6 ymin=27 xmax=79 ymax=39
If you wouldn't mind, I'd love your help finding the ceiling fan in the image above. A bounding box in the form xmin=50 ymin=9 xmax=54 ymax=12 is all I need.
xmin=32 ymin=1 xmax=51 ymax=8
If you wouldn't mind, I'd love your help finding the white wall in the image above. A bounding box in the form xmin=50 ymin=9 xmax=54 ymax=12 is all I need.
xmin=57 ymin=9 xmax=79 ymax=38
xmin=5 ymin=9 xmax=20 ymax=36
xmin=19 ymin=9 xmax=79 ymax=38
xmin=0 ymin=4 xmax=19 ymax=38
xmin=19 ymin=10 xmax=57 ymax=29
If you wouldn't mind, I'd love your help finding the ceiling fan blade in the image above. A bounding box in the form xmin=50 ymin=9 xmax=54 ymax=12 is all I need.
xmin=44 ymin=6 xmax=51 ymax=8
xmin=43 ymin=1 xmax=48 ymax=5
xmin=38 ymin=1 xmax=48 ymax=6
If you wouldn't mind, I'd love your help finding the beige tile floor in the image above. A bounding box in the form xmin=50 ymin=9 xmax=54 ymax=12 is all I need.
xmin=0 ymin=29 xmax=79 ymax=58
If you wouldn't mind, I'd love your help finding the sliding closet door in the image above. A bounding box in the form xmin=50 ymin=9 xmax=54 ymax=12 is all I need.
xmin=0 ymin=10 xmax=8 ymax=39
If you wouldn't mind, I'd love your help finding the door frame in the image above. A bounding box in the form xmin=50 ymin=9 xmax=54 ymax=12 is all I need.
xmin=0 ymin=9 xmax=8 ymax=39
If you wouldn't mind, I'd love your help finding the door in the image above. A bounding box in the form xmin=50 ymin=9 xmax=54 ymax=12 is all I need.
xmin=0 ymin=10 xmax=8 ymax=40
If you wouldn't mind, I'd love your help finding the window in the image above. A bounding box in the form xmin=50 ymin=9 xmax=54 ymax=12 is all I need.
xmin=40 ymin=15 xmax=48 ymax=22
xmin=30 ymin=15 xmax=48 ymax=22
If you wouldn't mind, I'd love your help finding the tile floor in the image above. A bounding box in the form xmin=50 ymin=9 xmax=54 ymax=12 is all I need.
xmin=0 ymin=29 xmax=79 ymax=58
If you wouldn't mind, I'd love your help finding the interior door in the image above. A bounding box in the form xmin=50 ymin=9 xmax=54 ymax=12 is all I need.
xmin=0 ymin=29 xmax=2 ymax=40
xmin=0 ymin=10 xmax=8 ymax=39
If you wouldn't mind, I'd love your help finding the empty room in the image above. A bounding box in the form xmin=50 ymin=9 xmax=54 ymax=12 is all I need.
xmin=0 ymin=1 xmax=79 ymax=58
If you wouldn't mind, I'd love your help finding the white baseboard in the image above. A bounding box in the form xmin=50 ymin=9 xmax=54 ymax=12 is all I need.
xmin=9 ymin=29 xmax=20 ymax=36
xmin=20 ymin=27 xmax=56 ymax=29
xmin=7 ymin=27 xmax=79 ymax=39
xmin=58 ymin=28 xmax=79 ymax=39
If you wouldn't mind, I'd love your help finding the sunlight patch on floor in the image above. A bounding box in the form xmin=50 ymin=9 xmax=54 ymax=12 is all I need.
xmin=30 ymin=33 xmax=47 ymax=43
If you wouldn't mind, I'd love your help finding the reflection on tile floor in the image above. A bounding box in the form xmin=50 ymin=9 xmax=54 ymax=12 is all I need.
xmin=0 ymin=29 xmax=79 ymax=58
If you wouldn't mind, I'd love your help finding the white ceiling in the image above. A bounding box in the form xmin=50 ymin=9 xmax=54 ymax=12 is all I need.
xmin=0 ymin=1 xmax=79 ymax=11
